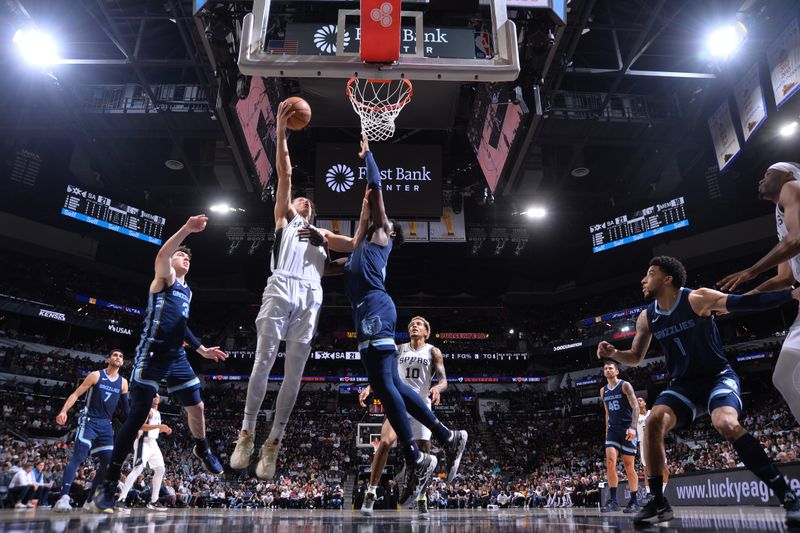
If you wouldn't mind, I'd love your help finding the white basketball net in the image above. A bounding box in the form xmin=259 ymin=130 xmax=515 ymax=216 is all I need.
xmin=346 ymin=77 xmax=413 ymax=142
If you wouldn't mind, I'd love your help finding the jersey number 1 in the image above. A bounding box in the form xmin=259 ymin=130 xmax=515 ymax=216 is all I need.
xmin=674 ymin=337 xmax=687 ymax=357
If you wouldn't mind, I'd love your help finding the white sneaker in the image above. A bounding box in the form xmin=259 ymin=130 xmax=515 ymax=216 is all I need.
xmin=360 ymin=492 xmax=376 ymax=515
xmin=15 ymin=502 xmax=26 ymax=509
xmin=230 ymin=431 xmax=255 ymax=470
xmin=255 ymin=440 xmax=280 ymax=480
xmin=25 ymin=502 xmax=35 ymax=508
xmin=53 ymin=495 xmax=73 ymax=513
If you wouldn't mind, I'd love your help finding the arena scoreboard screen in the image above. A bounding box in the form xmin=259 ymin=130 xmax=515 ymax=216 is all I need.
xmin=590 ymin=196 xmax=689 ymax=253
xmin=61 ymin=185 xmax=165 ymax=245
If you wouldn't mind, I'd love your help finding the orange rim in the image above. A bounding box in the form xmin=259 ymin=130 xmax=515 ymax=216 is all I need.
xmin=346 ymin=77 xmax=413 ymax=112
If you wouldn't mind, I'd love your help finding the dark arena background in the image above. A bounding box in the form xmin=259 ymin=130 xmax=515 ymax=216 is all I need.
xmin=2 ymin=0 xmax=800 ymax=531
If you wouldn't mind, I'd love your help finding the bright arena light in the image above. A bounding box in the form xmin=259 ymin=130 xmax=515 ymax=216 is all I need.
xmin=779 ymin=121 xmax=799 ymax=137
xmin=705 ymin=23 xmax=746 ymax=60
xmin=210 ymin=203 xmax=231 ymax=213
xmin=524 ymin=206 xmax=547 ymax=219
xmin=12 ymin=28 xmax=59 ymax=65
xmin=508 ymin=329 xmax=515 ymax=335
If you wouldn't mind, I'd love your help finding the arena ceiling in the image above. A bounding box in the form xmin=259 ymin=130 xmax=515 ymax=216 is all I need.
xmin=2 ymin=0 xmax=800 ymax=307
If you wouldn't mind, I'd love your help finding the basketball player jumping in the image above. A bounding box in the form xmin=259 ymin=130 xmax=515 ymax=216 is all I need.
xmin=599 ymin=360 xmax=639 ymax=513
xmin=90 ymin=215 xmax=228 ymax=513
xmin=117 ymin=394 xmax=171 ymax=511
xmin=357 ymin=316 xmax=448 ymax=517
xmin=53 ymin=350 xmax=128 ymax=512
xmin=598 ymin=256 xmax=800 ymax=526
xmin=344 ymin=134 xmax=467 ymax=506
xmin=230 ymin=100 xmax=360 ymax=478
xmin=718 ymin=162 xmax=800 ymax=425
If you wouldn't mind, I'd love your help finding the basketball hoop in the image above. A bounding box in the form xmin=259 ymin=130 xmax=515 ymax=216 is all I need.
xmin=346 ymin=77 xmax=413 ymax=142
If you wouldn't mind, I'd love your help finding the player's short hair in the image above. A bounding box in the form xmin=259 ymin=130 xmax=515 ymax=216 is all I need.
xmin=649 ymin=255 xmax=686 ymax=288
xmin=408 ymin=316 xmax=431 ymax=339
xmin=174 ymin=245 xmax=192 ymax=259
xmin=390 ymin=220 xmax=405 ymax=248
xmin=603 ymin=359 xmax=619 ymax=370
xmin=108 ymin=348 xmax=123 ymax=358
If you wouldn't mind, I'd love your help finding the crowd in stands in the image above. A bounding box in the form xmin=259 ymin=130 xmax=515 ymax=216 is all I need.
xmin=0 ymin=329 xmax=799 ymax=512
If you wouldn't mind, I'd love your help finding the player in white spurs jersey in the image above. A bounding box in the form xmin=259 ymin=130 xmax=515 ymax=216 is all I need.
xmin=231 ymin=100 xmax=359 ymax=478
xmin=118 ymin=394 xmax=171 ymax=511
xmin=718 ymin=162 xmax=800 ymax=424
xmin=636 ymin=397 xmax=668 ymax=503
xmin=357 ymin=316 xmax=448 ymax=517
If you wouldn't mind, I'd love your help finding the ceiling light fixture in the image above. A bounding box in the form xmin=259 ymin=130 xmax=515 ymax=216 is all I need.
xmin=13 ymin=28 xmax=59 ymax=66
xmin=779 ymin=121 xmax=799 ymax=137
xmin=705 ymin=22 xmax=746 ymax=60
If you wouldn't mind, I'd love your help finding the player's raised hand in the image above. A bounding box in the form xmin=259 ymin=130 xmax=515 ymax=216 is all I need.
xmin=358 ymin=387 xmax=371 ymax=407
xmin=55 ymin=412 xmax=67 ymax=426
xmin=160 ymin=424 xmax=173 ymax=435
xmin=358 ymin=133 xmax=370 ymax=159
xmin=597 ymin=341 xmax=616 ymax=360
xmin=298 ymin=225 xmax=327 ymax=247
xmin=198 ymin=345 xmax=228 ymax=362
xmin=430 ymin=388 xmax=441 ymax=406
xmin=185 ymin=215 xmax=208 ymax=233
xmin=277 ymin=100 xmax=295 ymax=130
xmin=717 ymin=268 xmax=756 ymax=292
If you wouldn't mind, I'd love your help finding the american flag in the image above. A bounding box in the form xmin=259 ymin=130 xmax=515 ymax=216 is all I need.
xmin=267 ymin=40 xmax=299 ymax=54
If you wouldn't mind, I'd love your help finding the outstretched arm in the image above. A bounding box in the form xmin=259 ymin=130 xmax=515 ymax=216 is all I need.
xmin=153 ymin=215 xmax=207 ymax=292
xmin=596 ymin=310 xmax=652 ymax=367
xmin=274 ymin=100 xmax=298 ymax=229
xmin=718 ymin=182 xmax=800 ymax=291
xmin=358 ymin=135 xmax=391 ymax=243
xmin=55 ymin=372 xmax=99 ymax=425
xmin=184 ymin=325 xmax=228 ymax=362
xmin=689 ymin=286 xmax=797 ymax=317
xmin=748 ymin=261 xmax=796 ymax=293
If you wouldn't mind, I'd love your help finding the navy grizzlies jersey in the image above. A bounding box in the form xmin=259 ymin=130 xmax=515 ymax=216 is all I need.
xmin=603 ymin=380 xmax=632 ymax=429
xmin=138 ymin=279 xmax=191 ymax=355
xmin=344 ymin=240 xmax=393 ymax=303
xmin=82 ymin=370 xmax=123 ymax=420
xmin=646 ymin=287 xmax=729 ymax=380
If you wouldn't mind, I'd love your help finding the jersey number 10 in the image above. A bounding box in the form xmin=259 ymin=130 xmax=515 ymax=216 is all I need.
xmin=405 ymin=368 xmax=420 ymax=379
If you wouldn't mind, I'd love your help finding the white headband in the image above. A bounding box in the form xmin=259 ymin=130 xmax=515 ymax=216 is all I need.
xmin=769 ymin=162 xmax=800 ymax=179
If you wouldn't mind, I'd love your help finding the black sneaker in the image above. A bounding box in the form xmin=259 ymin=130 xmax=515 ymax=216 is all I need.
xmin=600 ymin=500 xmax=619 ymax=513
xmin=623 ymin=501 xmax=640 ymax=513
xmin=444 ymin=430 xmax=468 ymax=483
xmin=417 ymin=499 xmax=429 ymax=519
xmin=784 ymin=492 xmax=800 ymax=526
xmin=85 ymin=481 xmax=117 ymax=514
xmin=633 ymin=497 xmax=673 ymax=525
xmin=193 ymin=444 xmax=224 ymax=475
xmin=399 ymin=453 xmax=438 ymax=505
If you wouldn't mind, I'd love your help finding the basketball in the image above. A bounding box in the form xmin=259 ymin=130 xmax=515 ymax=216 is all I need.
xmin=285 ymin=97 xmax=311 ymax=130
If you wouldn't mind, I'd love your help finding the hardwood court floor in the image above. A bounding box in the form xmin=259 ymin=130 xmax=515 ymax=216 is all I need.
xmin=0 ymin=506 xmax=793 ymax=532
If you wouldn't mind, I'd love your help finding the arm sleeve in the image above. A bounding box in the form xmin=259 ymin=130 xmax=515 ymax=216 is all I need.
xmin=185 ymin=326 xmax=202 ymax=351
xmin=119 ymin=393 xmax=130 ymax=418
xmin=365 ymin=151 xmax=382 ymax=191
xmin=726 ymin=290 xmax=793 ymax=312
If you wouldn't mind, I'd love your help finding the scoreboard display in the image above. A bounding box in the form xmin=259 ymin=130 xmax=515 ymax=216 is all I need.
xmin=61 ymin=185 xmax=165 ymax=245
xmin=590 ymin=197 xmax=689 ymax=253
